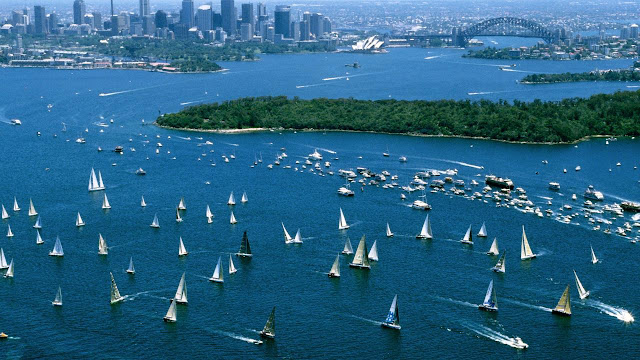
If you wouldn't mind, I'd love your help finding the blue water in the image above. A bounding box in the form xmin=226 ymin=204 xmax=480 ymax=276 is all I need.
xmin=0 ymin=48 xmax=639 ymax=359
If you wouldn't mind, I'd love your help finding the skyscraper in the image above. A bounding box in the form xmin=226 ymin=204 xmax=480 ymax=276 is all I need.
xmin=48 ymin=12 xmax=58 ymax=32
xmin=274 ymin=5 xmax=290 ymax=38
xmin=73 ymin=0 xmax=86 ymax=25
xmin=139 ymin=0 xmax=150 ymax=17
xmin=181 ymin=0 xmax=195 ymax=29
xmin=155 ymin=10 xmax=168 ymax=28
xmin=92 ymin=12 xmax=102 ymax=30
xmin=241 ymin=3 xmax=254 ymax=32
xmin=310 ymin=13 xmax=324 ymax=38
xmin=221 ymin=0 xmax=236 ymax=36
xmin=196 ymin=5 xmax=213 ymax=31
xmin=34 ymin=6 xmax=47 ymax=34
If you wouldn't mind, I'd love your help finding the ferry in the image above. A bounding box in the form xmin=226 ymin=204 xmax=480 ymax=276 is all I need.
xmin=621 ymin=201 xmax=640 ymax=212
xmin=485 ymin=175 xmax=514 ymax=190
xmin=583 ymin=185 xmax=604 ymax=201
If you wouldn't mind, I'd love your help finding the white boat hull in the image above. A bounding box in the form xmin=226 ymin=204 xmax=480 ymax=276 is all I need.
xmin=349 ymin=263 xmax=370 ymax=269
xmin=521 ymin=254 xmax=537 ymax=260
xmin=381 ymin=323 xmax=401 ymax=330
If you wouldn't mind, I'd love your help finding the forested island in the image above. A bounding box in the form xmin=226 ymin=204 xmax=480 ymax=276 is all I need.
xmin=156 ymin=92 xmax=640 ymax=143
xmin=521 ymin=62 xmax=640 ymax=84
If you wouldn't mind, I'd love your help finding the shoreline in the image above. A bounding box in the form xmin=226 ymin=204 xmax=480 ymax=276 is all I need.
xmin=0 ymin=64 xmax=229 ymax=74
xmin=154 ymin=123 xmax=623 ymax=145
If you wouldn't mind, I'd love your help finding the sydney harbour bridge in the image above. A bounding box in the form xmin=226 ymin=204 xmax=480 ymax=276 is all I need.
xmin=400 ymin=17 xmax=567 ymax=47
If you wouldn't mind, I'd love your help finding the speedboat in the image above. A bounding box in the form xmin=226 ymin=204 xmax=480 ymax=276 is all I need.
xmin=10 ymin=119 xmax=21 ymax=125
xmin=513 ymin=337 xmax=528 ymax=349
xmin=337 ymin=186 xmax=355 ymax=197
xmin=75 ymin=138 xmax=86 ymax=144
xmin=548 ymin=182 xmax=560 ymax=191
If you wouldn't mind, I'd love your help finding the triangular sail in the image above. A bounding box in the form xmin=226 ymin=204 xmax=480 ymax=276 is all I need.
xmin=0 ymin=248 xmax=8 ymax=269
xmin=238 ymin=231 xmax=251 ymax=255
xmin=36 ymin=229 xmax=43 ymax=244
xmin=211 ymin=257 xmax=224 ymax=282
xmin=228 ymin=192 xmax=236 ymax=205
xmin=174 ymin=272 xmax=188 ymax=303
xmin=487 ymin=238 xmax=499 ymax=255
xmin=482 ymin=280 xmax=497 ymax=309
xmin=520 ymin=226 xmax=535 ymax=259
xmin=386 ymin=223 xmax=393 ymax=237
xmin=6 ymin=224 xmax=13 ymax=237
xmin=151 ymin=214 xmax=159 ymax=228
xmin=573 ymin=270 xmax=589 ymax=299
xmin=164 ymin=299 xmax=177 ymax=322
xmin=176 ymin=208 xmax=183 ymax=222
xmin=329 ymin=255 xmax=340 ymax=277
xmin=282 ymin=223 xmax=293 ymax=243
xmin=110 ymin=272 xmax=123 ymax=304
xmin=478 ymin=222 xmax=488 ymax=237
xmin=141 ymin=196 xmax=147 ymax=207
xmin=4 ymin=259 xmax=14 ymax=278
xmin=229 ymin=254 xmax=237 ymax=274
xmin=294 ymin=229 xmax=303 ymax=244
xmin=368 ymin=240 xmax=379 ymax=261
xmin=178 ymin=197 xmax=186 ymax=210
xmin=384 ymin=295 xmax=400 ymax=326
xmin=89 ymin=168 xmax=99 ymax=191
xmin=102 ymin=193 xmax=111 ymax=209
xmin=53 ymin=286 xmax=63 ymax=306
xmin=178 ymin=237 xmax=188 ymax=256
xmin=261 ymin=307 xmax=276 ymax=338
xmin=1 ymin=204 xmax=8 ymax=219
xmin=28 ymin=199 xmax=37 ymax=216
xmin=342 ymin=237 xmax=354 ymax=254
xmin=33 ymin=215 xmax=42 ymax=229
xmin=493 ymin=250 xmax=506 ymax=273
xmin=13 ymin=197 xmax=20 ymax=211
xmin=206 ymin=205 xmax=213 ymax=219
xmin=98 ymin=233 xmax=108 ymax=255
xmin=230 ymin=211 xmax=237 ymax=224
xmin=50 ymin=236 xmax=64 ymax=256
xmin=418 ymin=215 xmax=432 ymax=238
xmin=590 ymin=245 xmax=598 ymax=264
xmin=241 ymin=192 xmax=248 ymax=203
xmin=338 ymin=208 xmax=349 ymax=230
xmin=98 ymin=171 xmax=105 ymax=189
xmin=554 ymin=285 xmax=572 ymax=315
xmin=76 ymin=212 xmax=85 ymax=227
xmin=462 ymin=225 xmax=473 ymax=243
xmin=351 ymin=235 xmax=371 ymax=268
xmin=127 ymin=257 xmax=135 ymax=274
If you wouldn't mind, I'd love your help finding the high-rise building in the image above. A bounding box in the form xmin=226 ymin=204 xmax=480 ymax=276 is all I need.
xmin=241 ymin=3 xmax=254 ymax=31
xmin=196 ymin=5 xmax=213 ymax=31
xmin=110 ymin=15 xmax=119 ymax=35
xmin=257 ymin=3 xmax=267 ymax=18
xmin=310 ymin=12 xmax=323 ymax=38
xmin=48 ymin=12 xmax=58 ymax=32
xmin=34 ymin=6 xmax=47 ymax=34
xmin=221 ymin=0 xmax=236 ymax=36
xmin=84 ymin=14 xmax=95 ymax=29
xmin=274 ymin=5 xmax=290 ymax=38
xmin=213 ymin=12 xmax=223 ymax=28
xmin=240 ymin=22 xmax=252 ymax=41
xmin=323 ymin=17 xmax=332 ymax=35
xmin=631 ymin=24 xmax=639 ymax=39
xmin=92 ymin=12 xmax=103 ymax=30
xmin=620 ymin=26 xmax=629 ymax=39
xmin=180 ymin=0 xmax=195 ymax=28
xmin=140 ymin=0 xmax=150 ymax=17
xmin=143 ymin=15 xmax=155 ymax=35
xmin=73 ymin=0 xmax=86 ymax=25
xmin=155 ymin=10 xmax=168 ymax=28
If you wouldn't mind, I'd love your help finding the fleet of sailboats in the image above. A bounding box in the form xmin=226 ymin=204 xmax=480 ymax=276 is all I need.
xmin=461 ymin=225 xmax=473 ymax=244
xmin=88 ymin=168 xmax=106 ymax=192
xmin=573 ymin=270 xmax=590 ymax=299
xmin=49 ymin=236 xmax=64 ymax=257
xmin=98 ymin=234 xmax=108 ymax=255
xmin=260 ymin=307 xmax=276 ymax=339
xmin=478 ymin=280 xmax=498 ymax=312
xmin=236 ymin=231 xmax=252 ymax=257
xmin=487 ymin=238 xmax=499 ymax=256
xmin=110 ymin=272 xmax=125 ymax=304
xmin=338 ymin=208 xmax=350 ymax=230
xmin=174 ymin=272 xmax=188 ymax=304
xmin=520 ymin=226 xmax=537 ymax=260
xmin=552 ymin=285 xmax=572 ymax=316
xmin=349 ymin=235 xmax=371 ymax=269
xmin=381 ymin=295 xmax=401 ymax=330
xmin=209 ymin=257 xmax=224 ymax=283
xmin=416 ymin=215 xmax=432 ymax=239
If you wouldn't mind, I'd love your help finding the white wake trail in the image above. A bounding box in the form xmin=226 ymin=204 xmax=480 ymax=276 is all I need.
xmin=462 ymin=322 xmax=528 ymax=349
xmin=587 ymin=300 xmax=634 ymax=323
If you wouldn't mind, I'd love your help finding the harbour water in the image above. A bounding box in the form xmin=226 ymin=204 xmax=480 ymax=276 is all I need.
xmin=0 ymin=46 xmax=639 ymax=359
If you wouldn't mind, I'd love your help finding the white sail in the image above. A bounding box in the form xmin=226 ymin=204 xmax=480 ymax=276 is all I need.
xmin=206 ymin=205 xmax=213 ymax=219
xmin=210 ymin=256 xmax=224 ymax=283
xmin=338 ymin=208 xmax=350 ymax=230
xmin=386 ymin=223 xmax=394 ymax=237
xmin=33 ymin=215 xmax=42 ymax=229
xmin=230 ymin=211 xmax=237 ymax=224
xmin=127 ymin=257 xmax=135 ymax=274
xmin=178 ymin=197 xmax=186 ymax=210
xmin=487 ymin=238 xmax=499 ymax=255
xmin=294 ymin=229 xmax=303 ymax=244
xmin=228 ymin=254 xmax=237 ymax=274
xmin=282 ymin=222 xmax=293 ymax=243
xmin=76 ymin=212 xmax=85 ymax=227
xmin=88 ymin=168 xmax=99 ymax=191
xmin=520 ymin=226 xmax=536 ymax=260
xmin=342 ymin=237 xmax=354 ymax=254
xmin=461 ymin=225 xmax=473 ymax=244
xmin=36 ymin=229 xmax=44 ymax=244
xmin=174 ymin=272 xmax=188 ymax=304
xmin=573 ymin=270 xmax=590 ymax=299
xmin=4 ymin=259 xmax=14 ymax=278
xmin=0 ymin=248 xmax=8 ymax=269
xmin=13 ymin=197 xmax=20 ymax=212
xmin=480 ymin=280 xmax=498 ymax=310
xmin=141 ymin=196 xmax=147 ymax=207
xmin=150 ymin=214 xmax=160 ymax=228
xmin=178 ymin=237 xmax=188 ymax=256
xmin=52 ymin=286 xmax=63 ymax=306
xmin=6 ymin=224 xmax=13 ymax=238
xmin=329 ymin=255 xmax=340 ymax=277
xmin=590 ymin=245 xmax=599 ymax=264
xmin=478 ymin=222 xmax=488 ymax=237
xmin=227 ymin=192 xmax=236 ymax=205
xmin=382 ymin=295 xmax=400 ymax=329
xmin=98 ymin=233 xmax=108 ymax=255
xmin=110 ymin=272 xmax=124 ymax=304
xmin=368 ymin=240 xmax=379 ymax=261
xmin=176 ymin=208 xmax=183 ymax=223
xmin=1 ymin=204 xmax=8 ymax=219
xmin=417 ymin=215 xmax=432 ymax=239
xmin=102 ymin=193 xmax=111 ymax=209
xmin=241 ymin=192 xmax=248 ymax=203
xmin=349 ymin=235 xmax=371 ymax=269
xmin=97 ymin=171 xmax=105 ymax=189
xmin=492 ymin=251 xmax=506 ymax=273
xmin=28 ymin=199 xmax=37 ymax=216
xmin=49 ymin=236 xmax=64 ymax=256
xmin=164 ymin=299 xmax=177 ymax=322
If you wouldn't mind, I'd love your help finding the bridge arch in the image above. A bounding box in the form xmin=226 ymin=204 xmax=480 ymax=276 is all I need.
xmin=456 ymin=17 xmax=561 ymax=46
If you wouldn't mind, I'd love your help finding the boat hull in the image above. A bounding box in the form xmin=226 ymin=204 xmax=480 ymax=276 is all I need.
xmin=259 ymin=332 xmax=275 ymax=339
xmin=521 ymin=255 xmax=537 ymax=260
xmin=110 ymin=297 xmax=124 ymax=305
xmin=339 ymin=226 xmax=350 ymax=230
xmin=478 ymin=305 xmax=498 ymax=312
xmin=52 ymin=302 xmax=62 ymax=307
xmin=236 ymin=253 xmax=252 ymax=258
xmin=416 ymin=235 xmax=431 ymax=239
xmin=126 ymin=270 xmax=135 ymax=274
xmin=381 ymin=323 xmax=401 ymax=330
xmin=349 ymin=263 xmax=370 ymax=269
xmin=163 ymin=317 xmax=176 ymax=322
xmin=552 ymin=309 xmax=571 ymax=317
xmin=579 ymin=291 xmax=590 ymax=300
xmin=209 ymin=278 xmax=224 ymax=283
xmin=492 ymin=267 xmax=504 ymax=273
xmin=460 ymin=240 xmax=473 ymax=245
xmin=341 ymin=251 xmax=353 ymax=255
xmin=328 ymin=273 xmax=340 ymax=278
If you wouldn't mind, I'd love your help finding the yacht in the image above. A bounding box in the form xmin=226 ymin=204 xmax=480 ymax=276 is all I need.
xmin=583 ymin=185 xmax=604 ymax=201
xmin=308 ymin=149 xmax=323 ymax=160
xmin=136 ymin=168 xmax=146 ymax=175
xmin=10 ymin=119 xmax=22 ymax=125
xmin=337 ymin=185 xmax=355 ymax=197
xmin=548 ymin=182 xmax=560 ymax=191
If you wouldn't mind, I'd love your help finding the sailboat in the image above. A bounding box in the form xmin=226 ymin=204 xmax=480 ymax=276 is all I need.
xmin=416 ymin=215 xmax=433 ymax=239
xmin=206 ymin=205 xmax=213 ymax=223
xmin=282 ymin=222 xmax=293 ymax=243
xmin=33 ymin=215 xmax=42 ymax=229
xmin=478 ymin=222 xmax=488 ymax=237
xmin=36 ymin=229 xmax=44 ymax=244
xmin=52 ymin=286 xmax=63 ymax=306
xmin=209 ymin=256 xmax=224 ymax=283
xmin=338 ymin=208 xmax=350 ymax=230
xmin=293 ymin=229 xmax=303 ymax=244
xmin=590 ymin=245 xmax=599 ymax=264
xmin=236 ymin=231 xmax=252 ymax=257
xmin=461 ymin=225 xmax=473 ymax=244
xmin=492 ymin=250 xmax=506 ymax=273
xmin=487 ymin=238 xmax=499 ymax=255
xmin=49 ymin=236 xmax=64 ymax=256
xmin=227 ymin=192 xmax=236 ymax=206
xmin=98 ymin=234 xmax=108 ymax=255
xmin=6 ymin=224 xmax=13 ymax=238
xmin=88 ymin=168 xmax=105 ymax=191
xmin=174 ymin=272 xmax=188 ymax=304
xmin=126 ymin=257 xmax=135 ymax=274
xmin=386 ymin=223 xmax=394 ymax=238
xmin=228 ymin=254 xmax=237 ymax=274
xmin=342 ymin=237 xmax=354 ymax=255
xmin=175 ymin=208 xmax=183 ymax=223
xmin=230 ymin=211 xmax=237 ymax=224
xmin=102 ymin=193 xmax=111 ymax=209
xmin=381 ymin=295 xmax=401 ymax=330
xmin=368 ymin=240 xmax=379 ymax=261
xmin=328 ymin=255 xmax=340 ymax=278
xmin=150 ymin=214 xmax=160 ymax=228
xmin=0 ymin=248 xmax=8 ymax=269
xmin=178 ymin=237 xmax=188 ymax=256
xmin=520 ymin=226 xmax=537 ymax=260
xmin=75 ymin=212 xmax=85 ymax=227
xmin=163 ymin=299 xmax=177 ymax=322
xmin=1 ymin=204 xmax=9 ymax=220
xmin=28 ymin=199 xmax=38 ymax=216
xmin=260 ymin=307 xmax=276 ymax=339
xmin=478 ymin=280 xmax=498 ymax=312
xmin=13 ymin=197 xmax=20 ymax=212
xmin=110 ymin=272 xmax=125 ymax=304
xmin=4 ymin=259 xmax=14 ymax=278
xmin=552 ymin=285 xmax=572 ymax=316
xmin=241 ymin=192 xmax=248 ymax=203
xmin=573 ymin=270 xmax=590 ymax=299
xmin=141 ymin=196 xmax=147 ymax=207
xmin=178 ymin=197 xmax=187 ymax=210
xmin=349 ymin=235 xmax=371 ymax=269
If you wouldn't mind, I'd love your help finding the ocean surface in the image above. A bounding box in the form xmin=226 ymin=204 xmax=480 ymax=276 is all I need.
xmin=0 ymin=46 xmax=639 ymax=359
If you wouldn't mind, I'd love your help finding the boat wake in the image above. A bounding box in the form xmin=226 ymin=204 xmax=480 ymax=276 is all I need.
xmin=587 ymin=300 xmax=634 ymax=323
xmin=213 ymin=330 xmax=263 ymax=344
xmin=424 ymin=55 xmax=441 ymax=60
xmin=296 ymin=83 xmax=329 ymax=89
xmin=468 ymin=91 xmax=494 ymax=96
xmin=462 ymin=322 xmax=528 ymax=349
xmin=502 ymin=298 xmax=552 ymax=312
xmin=175 ymin=136 xmax=192 ymax=141
xmin=422 ymin=158 xmax=484 ymax=169
xmin=180 ymin=99 xmax=206 ymax=106
xmin=220 ymin=142 xmax=239 ymax=147
xmin=626 ymin=85 xmax=640 ymax=88
xmin=434 ymin=295 xmax=478 ymax=308
xmin=123 ymin=289 xmax=172 ymax=302
xmin=347 ymin=314 xmax=383 ymax=326
xmin=322 ymin=72 xmax=382 ymax=81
